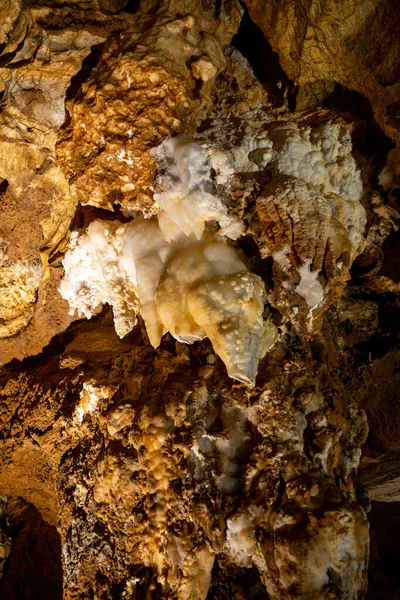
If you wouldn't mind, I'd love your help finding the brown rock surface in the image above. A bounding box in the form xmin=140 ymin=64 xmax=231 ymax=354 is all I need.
xmin=243 ymin=0 xmax=400 ymax=145
xmin=0 ymin=310 xmax=370 ymax=599
xmin=0 ymin=2 xmax=107 ymax=351
xmin=56 ymin=0 xmax=240 ymax=213
xmin=0 ymin=1 xmax=398 ymax=599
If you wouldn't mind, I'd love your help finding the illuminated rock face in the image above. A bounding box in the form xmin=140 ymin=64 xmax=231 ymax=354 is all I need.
xmin=55 ymin=0 xmax=240 ymax=214
xmin=0 ymin=1 xmax=400 ymax=599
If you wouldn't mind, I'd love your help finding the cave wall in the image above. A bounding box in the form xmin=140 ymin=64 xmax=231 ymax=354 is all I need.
xmin=0 ymin=1 xmax=399 ymax=599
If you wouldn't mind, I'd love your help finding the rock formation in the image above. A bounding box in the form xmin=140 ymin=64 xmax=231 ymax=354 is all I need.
xmin=0 ymin=1 xmax=399 ymax=599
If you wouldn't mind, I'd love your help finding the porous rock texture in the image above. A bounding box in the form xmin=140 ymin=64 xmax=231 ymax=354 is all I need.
xmin=0 ymin=1 xmax=399 ymax=599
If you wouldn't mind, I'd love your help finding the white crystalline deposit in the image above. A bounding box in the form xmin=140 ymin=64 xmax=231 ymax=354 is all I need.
xmin=121 ymin=219 xmax=172 ymax=348
xmin=295 ymin=259 xmax=325 ymax=329
xmin=234 ymin=122 xmax=366 ymax=259
xmin=295 ymin=259 xmax=325 ymax=309
xmin=233 ymin=122 xmax=363 ymax=201
xmin=272 ymin=245 xmax=291 ymax=272
xmin=151 ymin=135 xmax=244 ymax=242
xmin=225 ymin=513 xmax=257 ymax=567
xmin=233 ymin=121 xmax=366 ymax=332
xmin=60 ymin=219 xmax=269 ymax=385
xmin=59 ymin=220 xmax=139 ymax=338
xmin=75 ymin=381 xmax=115 ymax=424
xmin=154 ymin=236 xmax=267 ymax=384
xmin=266 ymin=124 xmax=363 ymax=202
xmin=121 ymin=218 xmax=266 ymax=373
xmin=60 ymin=123 xmax=365 ymax=377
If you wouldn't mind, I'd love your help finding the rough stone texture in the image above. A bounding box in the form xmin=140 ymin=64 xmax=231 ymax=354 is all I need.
xmin=0 ymin=310 xmax=369 ymax=599
xmin=56 ymin=0 xmax=241 ymax=213
xmin=0 ymin=1 xmax=108 ymax=358
xmin=0 ymin=1 xmax=398 ymax=599
xmin=243 ymin=0 xmax=400 ymax=146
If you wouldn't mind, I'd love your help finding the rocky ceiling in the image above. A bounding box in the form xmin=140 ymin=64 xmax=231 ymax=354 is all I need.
xmin=0 ymin=1 xmax=399 ymax=599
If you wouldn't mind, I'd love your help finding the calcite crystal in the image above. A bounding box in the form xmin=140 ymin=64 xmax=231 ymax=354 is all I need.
xmin=152 ymin=135 xmax=244 ymax=241
xmin=59 ymin=219 xmax=139 ymax=338
xmin=0 ymin=0 xmax=399 ymax=599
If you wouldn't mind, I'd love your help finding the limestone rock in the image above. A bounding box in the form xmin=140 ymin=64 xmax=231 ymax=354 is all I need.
xmin=56 ymin=0 xmax=240 ymax=214
xmin=0 ymin=1 xmax=397 ymax=599
xmin=251 ymin=174 xmax=364 ymax=333
xmin=244 ymin=0 xmax=400 ymax=145
xmin=0 ymin=310 xmax=370 ymax=599
xmin=0 ymin=4 xmax=107 ymax=349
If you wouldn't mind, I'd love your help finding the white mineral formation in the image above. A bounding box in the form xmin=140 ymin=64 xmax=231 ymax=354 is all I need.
xmin=151 ymin=135 xmax=244 ymax=242
xmin=295 ymin=260 xmax=325 ymax=310
xmin=267 ymin=123 xmax=363 ymax=201
xmin=61 ymin=123 xmax=365 ymax=376
xmin=120 ymin=218 xmax=172 ymax=348
xmin=159 ymin=234 xmax=271 ymax=385
xmin=237 ymin=122 xmax=367 ymax=332
xmin=59 ymin=220 xmax=139 ymax=338
xmin=232 ymin=122 xmax=363 ymax=202
xmin=60 ymin=217 xmax=269 ymax=385
xmin=231 ymin=121 xmax=366 ymax=264
xmin=60 ymin=137 xmax=271 ymax=384
xmin=225 ymin=513 xmax=257 ymax=567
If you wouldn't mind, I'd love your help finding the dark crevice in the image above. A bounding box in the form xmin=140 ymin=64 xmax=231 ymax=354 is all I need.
xmin=186 ymin=55 xmax=204 ymax=97
xmin=238 ymin=234 xmax=274 ymax=291
xmin=99 ymin=0 xmax=140 ymax=14
xmin=107 ymin=439 xmax=138 ymax=460
xmin=386 ymin=100 xmax=400 ymax=130
xmin=353 ymin=296 xmax=400 ymax=360
xmin=68 ymin=202 xmax=132 ymax=239
xmin=0 ymin=12 xmax=31 ymax=68
xmin=0 ymin=43 xmax=26 ymax=69
xmin=61 ymin=42 xmax=105 ymax=129
xmin=377 ymin=229 xmax=400 ymax=282
xmin=324 ymin=83 xmax=375 ymax=119
xmin=0 ymin=306 xmax=114 ymax=376
xmin=231 ymin=4 xmax=295 ymax=108
xmin=0 ymin=178 xmax=9 ymax=195
xmin=0 ymin=505 xmax=62 ymax=600
xmin=207 ymin=562 xmax=270 ymax=599
xmin=121 ymin=0 xmax=140 ymax=14
xmin=350 ymin=254 xmax=379 ymax=279
xmin=65 ymin=43 xmax=104 ymax=102
xmin=33 ymin=10 xmax=123 ymax=35
xmin=127 ymin=566 xmax=163 ymax=600
xmin=323 ymin=83 xmax=394 ymax=181
xmin=366 ymin=501 xmax=400 ymax=600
